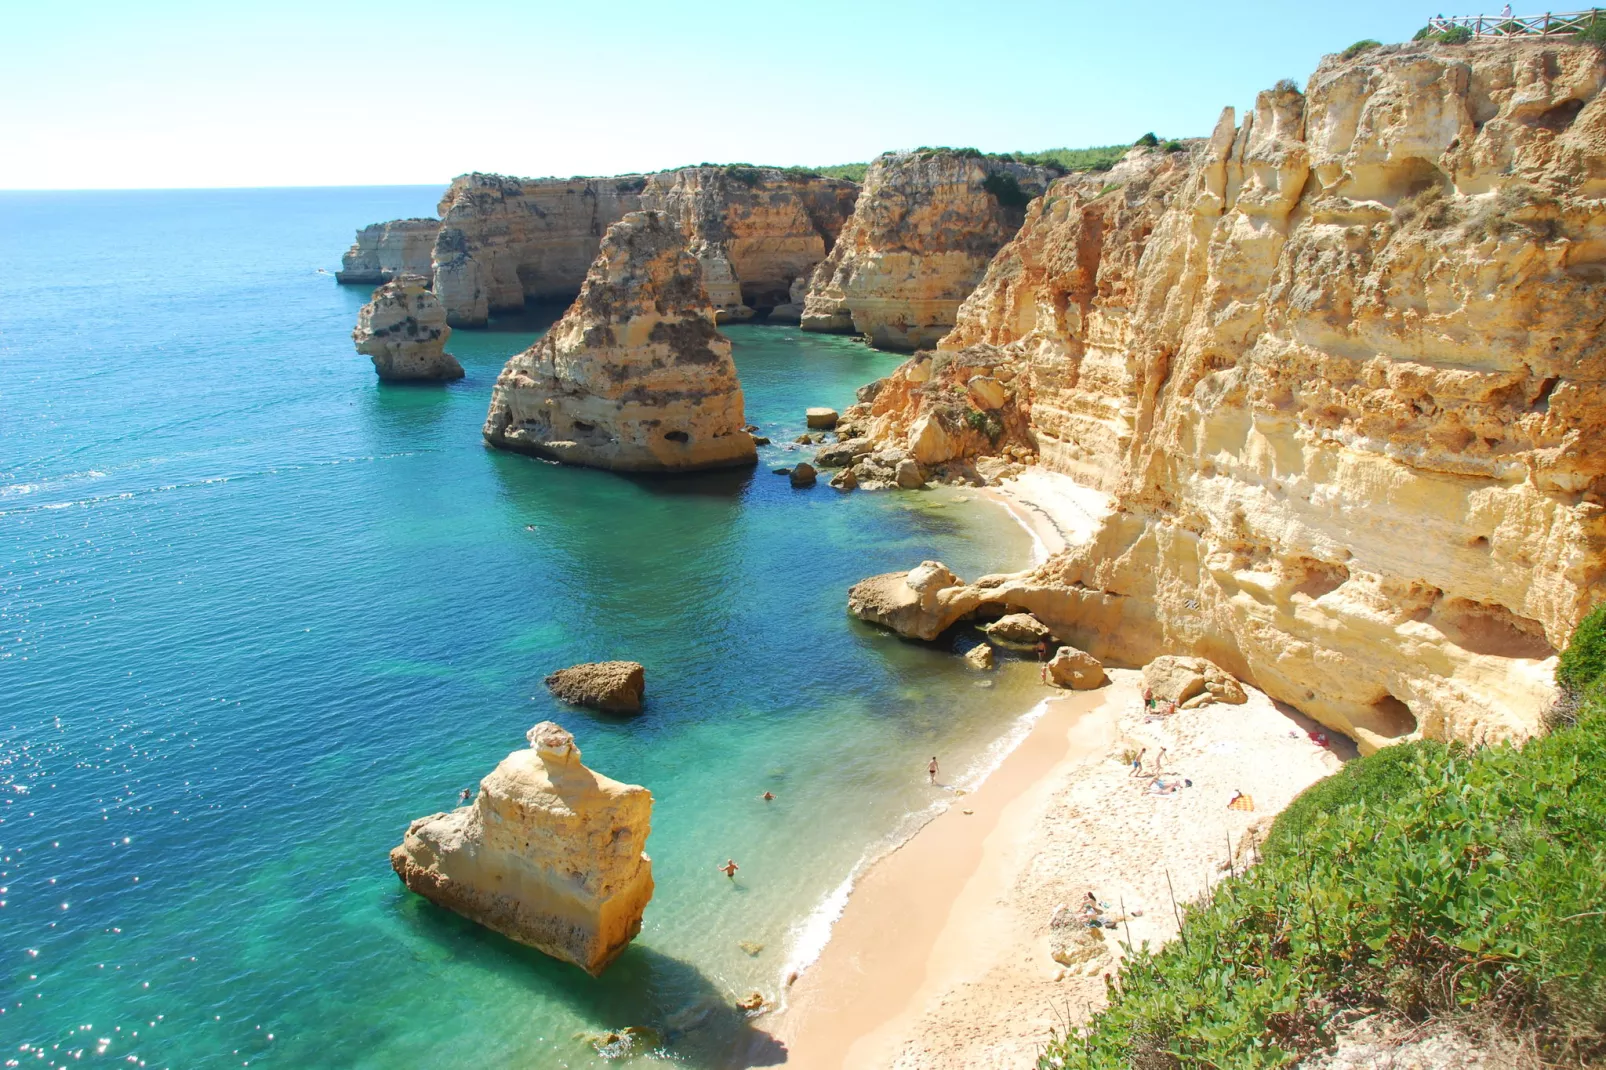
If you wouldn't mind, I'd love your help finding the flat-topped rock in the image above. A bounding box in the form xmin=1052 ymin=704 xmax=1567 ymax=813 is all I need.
xmin=389 ymin=722 xmax=653 ymax=975
xmin=545 ymin=661 xmax=646 ymax=714
xmin=983 ymin=612 xmax=1052 ymax=648
xmin=806 ymin=407 xmax=839 ymax=430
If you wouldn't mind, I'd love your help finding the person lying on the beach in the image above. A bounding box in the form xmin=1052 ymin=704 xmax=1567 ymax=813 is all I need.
xmin=1148 ymin=777 xmax=1193 ymax=795
xmin=1228 ymin=790 xmax=1256 ymax=811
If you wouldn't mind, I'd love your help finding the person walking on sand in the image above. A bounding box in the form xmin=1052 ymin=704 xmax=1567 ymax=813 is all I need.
xmin=928 ymin=756 xmax=939 ymax=785
xmin=1153 ymin=747 xmax=1167 ymax=775
xmin=719 ymin=859 xmax=739 ymax=879
xmin=1129 ymin=748 xmax=1146 ymax=776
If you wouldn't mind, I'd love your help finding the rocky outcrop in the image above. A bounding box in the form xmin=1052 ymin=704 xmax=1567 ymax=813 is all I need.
xmin=351 ymin=275 xmax=463 ymax=381
xmin=545 ymin=661 xmax=646 ymax=714
xmin=432 ymin=173 xmax=647 ymax=328
xmin=767 ymin=276 xmax=811 ymax=323
xmin=1048 ymin=646 xmax=1105 ymax=689
xmin=1143 ymin=656 xmax=1246 ymax=706
xmin=801 ymin=151 xmax=1055 ymax=350
xmin=389 ymin=722 xmax=653 ymax=976
xmin=482 ymin=210 xmax=757 ymax=472
xmin=639 ymin=167 xmax=858 ymax=319
xmin=356 ymin=167 xmax=858 ymax=328
xmin=846 ymin=40 xmax=1606 ymax=749
xmin=337 ymin=218 xmax=440 ymax=284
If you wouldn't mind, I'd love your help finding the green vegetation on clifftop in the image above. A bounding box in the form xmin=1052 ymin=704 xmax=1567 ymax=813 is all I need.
xmin=1039 ymin=612 xmax=1606 ymax=1068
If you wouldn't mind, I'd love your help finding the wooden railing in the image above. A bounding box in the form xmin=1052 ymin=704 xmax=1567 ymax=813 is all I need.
xmin=1426 ymin=8 xmax=1603 ymax=35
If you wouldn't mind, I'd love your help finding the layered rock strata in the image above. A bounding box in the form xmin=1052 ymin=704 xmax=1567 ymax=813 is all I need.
xmin=351 ymin=275 xmax=463 ymax=382
xmin=433 ymin=173 xmax=647 ymax=327
xmin=347 ymin=168 xmax=859 ymax=328
xmin=336 ymin=218 xmax=440 ymax=284
xmin=482 ymin=210 xmax=757 ymax=471
xmin=801 ymin=151 xmax=1055 ymax=350
xmin=847 ymin=40 xmax=1606 ymax=748
xmin=390 ymin=722 xmax=653 ymax=976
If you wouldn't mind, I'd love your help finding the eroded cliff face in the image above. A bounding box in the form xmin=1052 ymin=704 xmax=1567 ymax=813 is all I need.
xmin=801 ymin=151 xmax=1056 ymax=350
xmin=390 ymin=722 xmax=653 ymax=976
xmin=482 ymin=210 xmax=757 ymax=471
xmin=850 ymin=40 xmax=1606 ymax=748
xmin=336 ymin=218 xmax=440 ymax=284
xmin=431 ymin=172 xmax=647 ymax=327
xmin=640 ymin=166 xmax=858 ymax=317
xmin=351 ymin=275 xmax=464 ymax=381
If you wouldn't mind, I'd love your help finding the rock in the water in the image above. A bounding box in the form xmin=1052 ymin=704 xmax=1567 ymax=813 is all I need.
xmin=1048 ymin=646 xmax=1105 ymax=689
xmin=790 ymin=462 xmax=817 ymax=487
xmin=482 ymin=211 xmax=757 ymax=472
xmin=815 ymin=436 xmax=872 ymax=468
xmin=964 ymin=644 xmax=995 ymax=670
xmin=806 ymin=407 xmax=839 ymax=430
xmin=352 ymin=275 xmax=464 ymax=382
xmin=983 ymin=612 xmax=1052 ymax=648
xmin=830 ymin=467 xmax=859 ymax=492
xmin=847 ymin=560 xmax=974 ymax=641
xmin=389 ymin=722 xmax=654 ymax=976
xmin=1143 ymin=656 xmax=1246 ymax=707
xmin=545 ymin=661 xmax=647 ymax=713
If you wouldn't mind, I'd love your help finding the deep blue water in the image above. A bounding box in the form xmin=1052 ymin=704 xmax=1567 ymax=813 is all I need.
xmin=0 ymin=188 xmax=1036 ymax=1068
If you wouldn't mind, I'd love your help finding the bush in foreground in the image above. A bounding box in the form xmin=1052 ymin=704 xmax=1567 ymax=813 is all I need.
xmin=1039 ymin=613 xmax=1606 ymax=1068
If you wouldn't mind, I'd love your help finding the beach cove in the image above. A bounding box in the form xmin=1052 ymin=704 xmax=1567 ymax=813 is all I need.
xmin=2 ymin=187 xmax=1084 ymax=1069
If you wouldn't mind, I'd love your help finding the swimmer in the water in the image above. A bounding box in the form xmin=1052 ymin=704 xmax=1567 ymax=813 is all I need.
xmin=719 ymin=859 xmax=739 ymax=879
xmin=761 ymin=791 xmax=775 ymax=801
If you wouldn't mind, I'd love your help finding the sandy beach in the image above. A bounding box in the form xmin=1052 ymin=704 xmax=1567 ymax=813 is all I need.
xmin=760 ymin=471 xmax=1352 ymax=1069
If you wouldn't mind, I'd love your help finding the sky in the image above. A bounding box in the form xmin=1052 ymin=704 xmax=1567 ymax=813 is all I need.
xmin=2 ymin=0 xmax=1442 ymax=190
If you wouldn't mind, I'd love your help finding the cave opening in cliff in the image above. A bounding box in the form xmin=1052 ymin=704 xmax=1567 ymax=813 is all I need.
xmin=1362 ymin=694 xmax=1418 ymax=739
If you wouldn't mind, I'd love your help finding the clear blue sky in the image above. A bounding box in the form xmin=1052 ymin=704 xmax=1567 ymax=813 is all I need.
xmin=3 ymin=0 xmax=1445 ymax=189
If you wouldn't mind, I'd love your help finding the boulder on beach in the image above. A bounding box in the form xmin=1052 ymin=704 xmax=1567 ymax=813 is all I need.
xmin=983 ymin=612 xmax=1052 ymax=648
xmin=1143 ymin=655 xmax=1247 ymax=707
xmin=1048 ymin=646 xmax=1105 ymax=689
xmin=545 ymin=661 xmax=646 ymax=713
xmin=390 ymin=722 xmax=654 ymax=976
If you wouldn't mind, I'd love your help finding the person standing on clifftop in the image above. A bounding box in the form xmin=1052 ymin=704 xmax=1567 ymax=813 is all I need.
xmin=928 ymin=756 xmax=939 ymax=785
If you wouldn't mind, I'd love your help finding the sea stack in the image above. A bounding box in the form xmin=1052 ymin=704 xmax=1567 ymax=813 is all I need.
xmin=389 ymin=722 xmax=653 ymax=976
xmin=351 ymin=275 xmax=464 ymax=382
xmin=482 ymin=210 xmax=758 ymax=472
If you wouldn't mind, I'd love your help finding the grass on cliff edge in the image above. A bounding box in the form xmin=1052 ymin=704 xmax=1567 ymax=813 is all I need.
xmin=1038 ymin=607 xmax=1606 ymax=1069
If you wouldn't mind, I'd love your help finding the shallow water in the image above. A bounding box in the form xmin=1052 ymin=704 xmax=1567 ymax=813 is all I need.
xmin=0 ymin=188 xmax=1038 ymax=1068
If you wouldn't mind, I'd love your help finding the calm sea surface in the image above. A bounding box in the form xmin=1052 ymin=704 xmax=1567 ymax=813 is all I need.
xmin=0 ymin=187 xmax=1038 ymax=1068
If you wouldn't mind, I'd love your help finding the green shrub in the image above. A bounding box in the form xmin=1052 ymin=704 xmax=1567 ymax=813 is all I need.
xmin=1016 ymin=145 xmax=1128 ymax=173
xmin=1161 ymin=140 xmax=1184 ymax=153
xmin=1274 ymin=78 xmax=1302 ymax=95
xmin=1415 ymin=23 xmax=1475 ymax=43
xmin=1134 ymin=132 xmax=1160 ymax=148
xmin=814 ymin=162 xmax=868 ymax=183
xmin=1038 ymin=614 xmax=1606 ymax=1068
xmin=1579 ymin=13 xmax=1606 ymax=45
xmin=964 ymin=407 xmax=1003 ymax=439
xmin=1557 ymin=601 xmax=1606 ymax=695
xmin=982 ymin=171 xmax=1032 ymax=209
xmin=1340 ymin=38 xmax=1381 ymax=60
xmin=726 ymin=165 xmax=763 ymax=187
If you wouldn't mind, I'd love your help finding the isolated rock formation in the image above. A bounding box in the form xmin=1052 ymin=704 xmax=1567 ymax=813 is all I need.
xmin=389 ymin=722 xmax=653 ymax=976
xmin=964 ymin=643 xmax=995 ymax=670
xmin=351 ymin=275 xmax=464 ymax=381
xmin=846 ymin=39 xmax=1606 ymax=748
xmin=801 ymin=150 xmax=1055 ymax=350
xmin=846 ymin=560 xmax=969 ymax=641
xmin=337 ymin=218 xmax=440 ymax=284
xmin=1048 ymin=647 xmax=1106 ymax=689
xmin=1143 ymin=656 xmax=1246 ymax=706
xmin=545 ymin=661 xmax=646 ymax=713
xmin=983 ymin=612 xmax=1053 ymax=648
xmin=482 ymin=211 xmax=757 ymax=472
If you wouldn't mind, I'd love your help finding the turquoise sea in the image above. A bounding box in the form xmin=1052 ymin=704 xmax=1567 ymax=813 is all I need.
xmin=0 ymin=188 xmax=1041 ymax=1068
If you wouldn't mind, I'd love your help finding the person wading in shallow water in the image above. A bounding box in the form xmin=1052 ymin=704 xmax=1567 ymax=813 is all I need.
xmin=928 ymin=756 xmax=939 ymax=785
xmin=1036 ymin=639 xmax=1050 ymax=682
xmin=719 ymin=859 xmax=739 ymax=879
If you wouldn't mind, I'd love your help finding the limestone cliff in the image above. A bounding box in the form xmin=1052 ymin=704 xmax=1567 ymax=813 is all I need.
xmin=848 ymin=39 xmax=1606 ymax=749
xmin=351 ymin=275 xmax=464 ymax=382
xmin=482 ymin=210 xmax=757 ymax=471
xmin=336 ymin=218 xmax=439 ymax=284
xmin=432 ymin=173 xmax=647 ymax=327
xmin=390 ymin=722 xmax=653 ymax=976
xmin=801 ymin=151 xmax=1055 ymax=350
xmin=639 ymin=166 xmax=858 ymax=318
